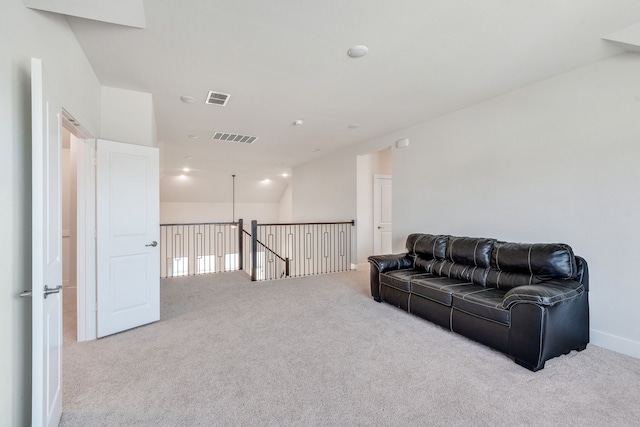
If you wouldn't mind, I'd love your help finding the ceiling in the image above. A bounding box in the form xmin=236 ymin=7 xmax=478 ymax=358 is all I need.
xmin=60 ymin=0 xmax=640 ymax=203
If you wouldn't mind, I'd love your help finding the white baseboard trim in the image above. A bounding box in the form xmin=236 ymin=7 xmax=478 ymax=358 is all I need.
xmin=590 ymin=329 xmax=640 ymax=359
xmin=356 ymin=262 xmax=369 ymax=271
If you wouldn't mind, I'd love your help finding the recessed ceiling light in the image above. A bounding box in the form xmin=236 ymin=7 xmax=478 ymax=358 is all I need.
xmin=311 ymin=148 xmax=320 ymax=152
xmin=348 ymin=123 xmax=360 ymax=129
xmin=179 ymin=174 xmax=187 ymax=179
xmin=180 ymin=95 xmax=196 ymax=103
xmin=185 ymin=156 xmax=193 ymax=160
xmin=347 ymin=45 xmax=369 ymax=58
xmin=183 ymin=167 xmax=190 ymax=172
xmin=293 ymin=119 xmax=304 ymax=126
xmin=282 ymin=173 xmax=289 ymax=177
xmin=262 ymin=179 xmax=271 ymax=184
xmin=188 ymin=134 xmax=199 ymax=139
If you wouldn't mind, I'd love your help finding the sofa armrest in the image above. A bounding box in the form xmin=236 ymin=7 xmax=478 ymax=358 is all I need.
xmin=367 ymin=253 xmax=413 ymax=273
xmin=367 ymin=253 xmax=412 ymax=302
xmin=575 ymin=256 xmax=589 ymax=291
xmin=502 ymin=279 xmax=585 ymax=309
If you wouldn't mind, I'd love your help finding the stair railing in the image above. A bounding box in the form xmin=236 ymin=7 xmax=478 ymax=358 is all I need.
xmin=159 ymin=219 xmax=243 ymax=278
xmin=160 ymin=218 xmax=355 ymax=281
xmin=249 ymin=220 xmax=355 ymax=281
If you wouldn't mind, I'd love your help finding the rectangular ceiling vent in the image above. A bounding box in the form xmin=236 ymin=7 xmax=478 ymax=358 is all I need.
xmin=205 ymin=91 xmax=230 ymax=106
xmin=212 ymin=132 xmax=259 ymax=144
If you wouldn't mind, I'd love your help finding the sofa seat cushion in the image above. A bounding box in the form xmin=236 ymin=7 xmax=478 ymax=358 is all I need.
xmin=452 ymin=288 xmax=510 ymax=325
xmin=380 ymin=270 xmax=432 ymax=292
xmin=411 ymin=277 xmax=480 ymax=306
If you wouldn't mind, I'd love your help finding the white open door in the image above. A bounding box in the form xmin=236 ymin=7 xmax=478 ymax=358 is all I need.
xmin=30 ymin=58 xmax=63 ymax=427
xmin=373 ymin=175 xmax=392 ymax=255
xmin=96 ymin=139 xmax=159 ymax=337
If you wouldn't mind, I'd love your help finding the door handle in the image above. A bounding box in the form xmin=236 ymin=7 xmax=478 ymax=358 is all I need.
xmin=20 ymin=289 xmax=33 ymax=298
xmin=44 ymin=285 xmax=62 ymax=299
xmin=377 ymin=226 xmax=383 ymax=229
xmin=146 ymin=241 xmax=158 ymax=247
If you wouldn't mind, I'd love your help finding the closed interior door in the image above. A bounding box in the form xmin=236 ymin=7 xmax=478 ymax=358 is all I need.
xmin=97 ymin=139 xmax=159 ymax=337
xmin=373 ymin=175 xmax=392 ymax=255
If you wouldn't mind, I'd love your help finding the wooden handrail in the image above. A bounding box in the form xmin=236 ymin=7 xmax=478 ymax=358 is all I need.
xmin=160 ymin=221 xmax=239 ymax=227
xmin=242 ymin=228 xmax=287 ymax=263
xmin=256 ymin=220 xmax=354 ymax=227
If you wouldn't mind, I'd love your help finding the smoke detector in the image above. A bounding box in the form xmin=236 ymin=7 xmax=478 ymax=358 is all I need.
xmin=347 ymin=45 xmax=369 ymax=58
xmin=205 ymin=91 xmax=231 ymax=106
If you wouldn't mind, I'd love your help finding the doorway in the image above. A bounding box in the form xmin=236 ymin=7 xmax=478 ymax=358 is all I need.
xmin=61 ymin=126 xmax=77 ymax=340
xmin=356 ymin=147 xmax=392 ymax=267
xmin=61 ymin=111 xmax=97 ymax=342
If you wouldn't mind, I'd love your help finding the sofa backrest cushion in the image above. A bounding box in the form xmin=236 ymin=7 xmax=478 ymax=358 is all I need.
xmin=414 ymin=257 xmax=435 ymax=271
xmin=406 ymin=234 xmax=448 ymax=260
xmin=485 ymin=242 xmax=577 ymax=290
xmin=405 ymin=233 xmax=425 ymax=254
xmin=485 ymin=270 xmax=543 ymax=289
xmin=491 ymin=242 xmax=576 ymax=278
xmin=446 ymin=236 xmax=495 ymax=268
xmin=432 ymin=260 xmax=490 ymax=286
xmin=420 ymin=236 xmax=495 ymax=286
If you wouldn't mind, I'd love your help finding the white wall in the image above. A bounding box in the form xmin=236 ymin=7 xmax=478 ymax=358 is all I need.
xmin=101 ymin=86 xmax=157 ymax=147
xmin=278 ymin=184 xmax=293 ymax=223
xmin=0 ymin=2 xmax=102 ymax=425
xmin=392 ymin=53 xmax=640 ymax=358
xmin=292 ymin=152 xmax=360 ymax=222
xmin=161 ymin=202 xmax=280 ymax=225
xmin=292 ymin=52 xmax=640 ymax=359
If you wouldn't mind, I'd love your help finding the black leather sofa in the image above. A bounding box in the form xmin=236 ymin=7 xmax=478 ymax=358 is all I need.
xmin=368 ymin=234 xmax=589 ymax=371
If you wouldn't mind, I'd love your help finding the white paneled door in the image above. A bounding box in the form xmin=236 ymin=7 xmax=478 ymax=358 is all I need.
xmin=96 ymin=139 xmax=159 ymax=338
xmin=373 ymin=175 xmax=392 ymax=255
xmin=30 ymin=58 xmax=63 ymax=427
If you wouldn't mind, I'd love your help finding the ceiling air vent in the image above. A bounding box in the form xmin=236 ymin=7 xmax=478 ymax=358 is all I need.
xmin=205 ymin=91 xmax=230 ymax=106
xmin=212 ymin=132 xmax=259 ymax=144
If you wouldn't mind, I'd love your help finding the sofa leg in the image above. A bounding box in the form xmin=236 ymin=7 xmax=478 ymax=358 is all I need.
xmin=373 ymin=296 xmax=382 ymax=303
xmin=575 ymin=344 xmax=587 ymax=352
xmin=513 ymin=358 xmax=544 ymax=372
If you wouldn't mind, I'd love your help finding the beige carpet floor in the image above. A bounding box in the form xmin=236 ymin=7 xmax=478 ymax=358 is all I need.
xmin=60 ymin=270 xmax=640 ymax=426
